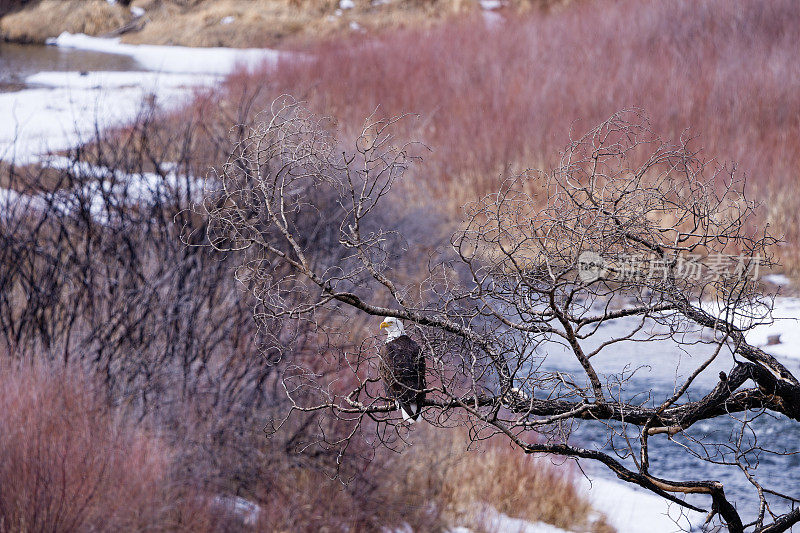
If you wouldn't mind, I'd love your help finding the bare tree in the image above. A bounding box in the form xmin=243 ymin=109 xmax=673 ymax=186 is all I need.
xmin=0 ymin=103 xmax=365 ymax=500
xmin=201 ymin=97 xmax=800 ymax=533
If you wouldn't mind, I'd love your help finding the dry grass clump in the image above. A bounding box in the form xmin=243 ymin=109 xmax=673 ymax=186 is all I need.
xmin=0 ymin=0 xmax=128 ymax=43
xmin=122 ymin=0 xmax=471 ymax=48
xmin=376 ymin=425 xmax=613 ymax=532
xmin=251 ymin=464 xmax=435 ymax=531
xmin=127 ymin=0 xmax=338 ymax=48
xmin=246 ymin=423 xmax=610 ymax=532
xmin=0 ymin=0 xmax=570 ymax=47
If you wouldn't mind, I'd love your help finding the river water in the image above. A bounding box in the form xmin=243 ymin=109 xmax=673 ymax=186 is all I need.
xmin=0 ymin=38 xmax=278 ymax=163
xmin=0 ymin=42 xmax=143 ymax=91
xmin=537 ymin=314 xmax=800 ymax=527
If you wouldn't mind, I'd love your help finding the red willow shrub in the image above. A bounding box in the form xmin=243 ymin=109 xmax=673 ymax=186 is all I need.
xmin=0 ymin=361 xmax=182 ymax=531
xmin=217 ymin=0 xmax=800 ymax=265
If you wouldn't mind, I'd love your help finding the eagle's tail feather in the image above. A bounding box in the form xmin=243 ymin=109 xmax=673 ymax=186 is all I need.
xmin=398 ymin=401 xmax=418 ymax=423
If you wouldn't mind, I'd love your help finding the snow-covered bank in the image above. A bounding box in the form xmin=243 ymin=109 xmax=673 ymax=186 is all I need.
xmin=0 ymin=33 xmax=284 ymax=164
xmin=45 ymin=155 xmax=206 ymax=201
xmin=0 ymin=70 xmax=218 ymax=164
xmin=449 ymin=508 xmax=574 ymax=533
xmin=47 ymin=32 xmax=282 ymax=75
xmin=445 ymin=475 xmax=705 ymax=533
xmin=582 ymin=476 xmax=704 ymax=533
xmin=0 ymin=156 xmax=205 ymax=224
xmin=446 ymin=506 xmax=574 ymax=533
xmin=701 ymin=296 xmax=800 ymax=361
xmin=744 ymin=297 xmax=800 ymax=360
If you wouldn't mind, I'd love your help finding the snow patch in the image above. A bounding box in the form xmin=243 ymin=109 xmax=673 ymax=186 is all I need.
xmin=213 ymin=495 xmax=261 ymax=526
xmin=582 ymin=476 xmax=704 ymax=532
xmin=47 ymin=32 xmax=282 ymax=75
xmin=480 ymin=512 xmax=573 ymax=533
xmin=448 ymin=505 xmax=575 ymax=533
xmin=762 ymin=273 xmax=793 ymax=286
xmin=1 ymin=70 xmax=218 ymax=164
xmin=48 ymin=156 xmax=206 ymax=200
xmin=482 ymin=10 xmax=503 ymax=27
xmin=26 ymin=70 xmax=216 ymax=91
xmin=0 ymin=187 xmax=43 ymax=221
xmin=220 ymin=15 xmax=235 ymax=25
xmin=340 ymin=0 xmax=355 ymax=9
xmin=480 ymin=0 xmax=503 ymax=10
xmin=0 ymin=156 xmax=207 ymax=224
xmin=130 ymin=5 xmax=145 ymax=17
xmin=701 ymin=297 xmax=800 ymax=360
xmin=744 ymin=297 xmax=800 ymax=359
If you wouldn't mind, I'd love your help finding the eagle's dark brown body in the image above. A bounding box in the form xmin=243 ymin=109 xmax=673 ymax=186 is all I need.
xmin=380 ymin=334 xmax=425 ymax=421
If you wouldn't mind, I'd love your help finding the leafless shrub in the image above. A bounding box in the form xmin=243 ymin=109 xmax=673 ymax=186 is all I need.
xmin=0 ymin=105 xmax=363 ymax=517
xmin=0 ymin=359 xmax=172 ymax=531
xmin=0 ymin=117 xmax=267 ymax=421
xmin=203 ymin=98 xmax=799 ymax=533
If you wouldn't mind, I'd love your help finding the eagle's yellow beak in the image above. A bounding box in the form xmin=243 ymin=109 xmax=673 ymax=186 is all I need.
xmin=379 ymin=322 xmax=389 ymax=329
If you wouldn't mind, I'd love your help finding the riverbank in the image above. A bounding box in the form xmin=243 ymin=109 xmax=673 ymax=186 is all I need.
xmin=0 ymin=33 xmax=282 ymax=163
xmin=0 ymin=0 xmax=568 ymax=49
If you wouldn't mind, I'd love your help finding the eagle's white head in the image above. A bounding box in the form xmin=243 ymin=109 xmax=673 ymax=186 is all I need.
xmin=379 ymin=316 xmax=405 ymax=342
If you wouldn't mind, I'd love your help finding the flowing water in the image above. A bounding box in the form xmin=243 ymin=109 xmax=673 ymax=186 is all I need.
xmin=0 ymin=42 xmax=143 ymax=91
xmin=536 ymin=315 xmax=800 ymax=527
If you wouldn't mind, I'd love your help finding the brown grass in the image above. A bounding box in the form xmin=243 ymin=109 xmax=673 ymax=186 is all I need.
xmin=0 ymin=0 xmax=27 ymax=18
xmin=247 ymin=423 xmax=613 ymax=531
xmin=121 ymin=0 xmax=476 ymax=48
xmin=375 ymin=425 xmax=613 ymax=532
xmin=0 ymin=0 xmax=128 ymax=43
xmin=0 ymin=0 xmax=570 ymax=47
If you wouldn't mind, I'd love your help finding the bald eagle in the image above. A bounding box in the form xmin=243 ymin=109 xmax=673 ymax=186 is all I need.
xmin=379 ymin=317 xmax=425 ymax=422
